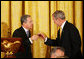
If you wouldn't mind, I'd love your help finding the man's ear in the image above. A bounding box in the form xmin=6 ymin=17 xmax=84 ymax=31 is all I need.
xmin=23 ymin=22 xmax=27 ymax=25
xmin=23 ymin=22 xmax=25 ymax=25
xmin=23 ymin=22 xmax=26 ymax=26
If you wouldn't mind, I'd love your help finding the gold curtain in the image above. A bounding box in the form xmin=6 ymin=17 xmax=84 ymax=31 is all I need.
xmin=1 ymin=1 xmax=83 ymax=58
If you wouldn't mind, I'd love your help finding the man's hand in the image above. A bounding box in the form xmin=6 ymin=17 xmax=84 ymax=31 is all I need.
xmin=31 ymin=35 xmax=39 ymax=41
xmin=38 ymin=33 xmax=47 ymax=40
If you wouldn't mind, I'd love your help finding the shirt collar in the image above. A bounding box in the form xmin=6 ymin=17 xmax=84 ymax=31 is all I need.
xmin=22 ymin=26 xmax=29 ymax=32
xmin=61 ymin=21 xmax=66 ymax=30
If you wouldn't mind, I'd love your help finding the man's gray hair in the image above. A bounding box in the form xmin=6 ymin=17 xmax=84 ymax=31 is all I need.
xmin=50 ymin=47 xmax=65 ymax=56
xmin=21 ymin=15 xmax=31 ymax=25
xmin=52 ymin=10 xmax=65 ymax=20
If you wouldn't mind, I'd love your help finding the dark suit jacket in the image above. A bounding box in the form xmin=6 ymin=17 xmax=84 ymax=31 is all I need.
xmin=12 ymin=26 xmax=32 ymax=58
xmin=45 ymin=21 xmax=82 ymax=58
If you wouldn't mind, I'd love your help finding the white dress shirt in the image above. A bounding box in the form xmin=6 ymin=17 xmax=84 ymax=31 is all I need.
xmin=45 ymin=21 xmax=66 ymax=42
xmin=22 ymin=26 xmax=33 ymax=44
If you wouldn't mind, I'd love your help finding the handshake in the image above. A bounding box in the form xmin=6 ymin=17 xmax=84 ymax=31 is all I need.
xmin=30 ymin=33 xmax=47 ymax=41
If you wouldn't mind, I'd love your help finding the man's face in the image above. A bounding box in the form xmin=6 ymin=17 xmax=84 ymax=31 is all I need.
xmin=25 ymin=17 xmax=33 ymax=30
xmin=52 ymin=16 xmax=61 ymax=26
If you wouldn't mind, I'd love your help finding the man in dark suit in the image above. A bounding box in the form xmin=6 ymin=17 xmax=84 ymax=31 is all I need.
xmin=38 ymin=10 xmax=82 ymax=58
xmin=13 ymin=15 xmax=39 ymax=58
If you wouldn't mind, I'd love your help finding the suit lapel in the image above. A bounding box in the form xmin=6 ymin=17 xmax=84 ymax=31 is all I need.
xmin=20 ymin=26 xmax=28 ymax=38
xmin=20 ymin=26 xmax=31 ymax=38
xmin=62 ymin=21 xmax=69 ymax=31
xmin=57 ymin=29 xmax=60 ymax=39
xmin=29 ymin=31 xmax=31 ymax=37
xmin=57 ymin=21 xmax=69 ymax=39
xmin=61 ymin=21 xmax=69 ymax=39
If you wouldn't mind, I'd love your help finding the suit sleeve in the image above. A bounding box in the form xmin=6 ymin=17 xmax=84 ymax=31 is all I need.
xmin=70 ymin=26 xmax=81 ymax=57
xmin=44 ymin=38 xmax=60 ymax=46
xmin=12 ymin=30 xmax=31 ymax=47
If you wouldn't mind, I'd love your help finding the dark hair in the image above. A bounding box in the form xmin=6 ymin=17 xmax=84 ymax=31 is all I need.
xmin=50 ymin=47 xmax=65 ymax=56
xmin=52 ymin=10 xmax=65 ymax=20
xmin=21 ymin=15 xmax=31 ymax=25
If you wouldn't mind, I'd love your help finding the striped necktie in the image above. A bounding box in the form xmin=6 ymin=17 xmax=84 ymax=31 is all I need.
xmin=27 ymin=31 xmax=29 ymax=37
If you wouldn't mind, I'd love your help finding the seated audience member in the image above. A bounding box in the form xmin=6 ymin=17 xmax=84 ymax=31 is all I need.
xmin=50 ymin=47 xmax=68 ymax=58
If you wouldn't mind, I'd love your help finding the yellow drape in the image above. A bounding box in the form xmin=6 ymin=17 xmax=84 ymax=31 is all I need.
xmin=11 ymin=1 xmax=22 ymax=36
xmin=1 ymin=1 xmax=10 ymax=37
xmin=1 ymin=1 xmax=83 ymax=58
xmin=75 ymin=1 xmax=83 ymax=53
xmin=50 ymin=1 xmax=57 ymax=39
